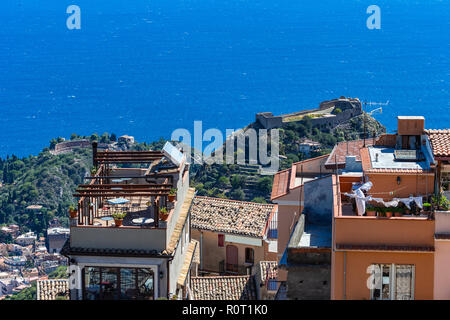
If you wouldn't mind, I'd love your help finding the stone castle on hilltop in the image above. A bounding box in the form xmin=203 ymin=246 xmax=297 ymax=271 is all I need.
xmin=255 ymin=96 xmax=363 ymax=130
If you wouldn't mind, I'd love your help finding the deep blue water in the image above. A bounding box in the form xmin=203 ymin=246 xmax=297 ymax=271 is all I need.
xmin=0 ymin=0 xmax=448 ymax=157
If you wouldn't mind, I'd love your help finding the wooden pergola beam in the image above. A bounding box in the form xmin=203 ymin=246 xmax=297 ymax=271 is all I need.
xmin=73 ymin=192 xmax=169 ymax=197
xmin=76 ymin=188 xmax=170 ymax=193
xmin=97 ymin=151 xmax=163 ymax=155
xmin=77 ymin=184 xmax=171 ymax=188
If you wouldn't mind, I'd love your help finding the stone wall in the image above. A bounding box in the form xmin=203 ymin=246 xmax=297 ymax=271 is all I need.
xmin=255 ymin=97 xmax=362 ymax=130
xmin=255 ymin=112 xmax=283 ymax=130
xmin=284 ymin=215 xmax=331 ymax=300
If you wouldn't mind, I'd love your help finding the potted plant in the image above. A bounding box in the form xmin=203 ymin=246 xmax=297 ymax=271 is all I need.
xmin=168 ymin=188 xmax=177 ymax=202
xmin=385 ymin=207 xmax=393 ymax=218
xmin=376 ymin=207 xmax=386 ymax=218
xmin=366 ymin=205 xmax=376 ymax=216
xmin=394 ymin=207 xmax=403 ymax=217
xmin=432 ymin=194 xmax=450 ymax=211
xmin=160 ymin=207 xmax=169 ymax=221
xmin=90 ymin=166 xmax=97 ymax=175
xmin=423 ymin=202 xmax=432 ymax=212
xmin=68 ymin=205 xmax=78 ymax=218
xmin=112 ymin=212 xmax=126 ymax=227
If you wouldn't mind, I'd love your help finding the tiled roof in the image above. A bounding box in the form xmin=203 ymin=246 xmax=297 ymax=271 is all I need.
xmin=190 ymin=196 xmax=276 ymax=238
xmin=37 ymin=279 xmax=69 ymax=300
xmin=165 ymin=188 xmax=196 ymax=254
xmin=325 ymin=139 xmax=373 ymax=169
xmin=190 ymin=276 xmax=257 ymax=300
xmin=271 ymin=168 xmax=291 ymax=200
xmin=259 ymin=261 xmax=278 ymax=283
xmin=177 ymin=240 xmax=198 ymax=287
xmin=336 ymin=244 xmax=434 ymax=252
xmin=425 ymin=129 xmax=450 ymax=158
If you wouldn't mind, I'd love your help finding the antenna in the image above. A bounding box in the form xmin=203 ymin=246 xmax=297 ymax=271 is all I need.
xmin=363 ymin=100 xmax=389 ymax=147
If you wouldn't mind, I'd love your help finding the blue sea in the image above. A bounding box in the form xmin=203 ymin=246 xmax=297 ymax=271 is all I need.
xmin=0 ymin=0 xmax=448 ymax=157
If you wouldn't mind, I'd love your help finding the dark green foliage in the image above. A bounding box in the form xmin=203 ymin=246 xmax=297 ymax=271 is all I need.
xmin=0 ymin=146 xmax=91 ymax=233
xmin=3 ymin=283 xmax=36 ymax=300
xmin=48 ymin=266 xmax=69 ymax=279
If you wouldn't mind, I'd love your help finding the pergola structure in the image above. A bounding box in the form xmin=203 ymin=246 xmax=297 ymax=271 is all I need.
xmin=73 ymin=143 xmax=175 ymax=227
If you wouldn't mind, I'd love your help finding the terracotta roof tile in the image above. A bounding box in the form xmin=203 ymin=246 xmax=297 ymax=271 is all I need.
xmin=190 ymin=196 xmax=276 ymax=238
xmin=37 ymin=279 xmax=69 ymax=300
xmin=271 ymin=168 xmax=290 ymax=200
xmin=425 ymin=129 xmax=450 ymax=157
xmin=259 ymin=261 xmax=278 ymax=283
xmin=325 ymin=139 xmax=373 ymax=169
xmin=177 ymin=240 xmax=198 ymax=287
xmin=166 ymin=188 xmax=196 ymax=254
xmin=191 ymin=275 xmax=257 ymax=300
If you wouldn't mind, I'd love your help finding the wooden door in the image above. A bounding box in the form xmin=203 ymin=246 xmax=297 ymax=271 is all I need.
xmin=226 ymin=245 xmax=238 ymax=272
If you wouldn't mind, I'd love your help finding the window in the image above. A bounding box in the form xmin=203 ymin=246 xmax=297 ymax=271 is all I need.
xmin=267 ymin=279 xmax=277 ymax=291
xmin=245 ymin=248 xmax=254 ymax=264
xmin=83 ymin=267 xmax=154 ymax=300
xmin=369 ymin=264 xmax=414 ymax=300
xmin=218 ymin=234 xmax=224 ymax=247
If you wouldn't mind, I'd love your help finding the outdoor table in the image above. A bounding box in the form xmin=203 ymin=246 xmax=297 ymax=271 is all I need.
xmin=132 ymin=218 xmax=154 ymax=225
xmin=100 ymin=216 xmax=114 ymax=226
xmin=107 ymin=198 xmax=130 ymax=205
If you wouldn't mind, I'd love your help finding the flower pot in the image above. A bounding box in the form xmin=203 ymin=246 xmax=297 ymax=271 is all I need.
xmin=385 ymin=211 xmax=393 ymax=218
xmin=114 ymin=219 xmax=123 ymax=227
xmin=160 ymin=213 xmax=169 ymax=221
xmin=168 ymin=195 xmax=176 ymax=202
xmin=394 ymin=212 xmax=402 ymax=217
xmin=69 ymin=209 xmax=78 ymax=219
xmin=366 ymin=210 xmax=376 ymax=216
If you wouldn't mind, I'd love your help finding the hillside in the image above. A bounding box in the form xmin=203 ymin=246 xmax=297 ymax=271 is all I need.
xmin=0 ymin=133 xmax=164 ymax=236
xmin=191 ymin=113 xmax=385 ymax=202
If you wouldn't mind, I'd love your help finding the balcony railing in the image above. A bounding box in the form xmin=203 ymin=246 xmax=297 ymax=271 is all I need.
xmin=219 ymin=260 xmax=250 ymax=275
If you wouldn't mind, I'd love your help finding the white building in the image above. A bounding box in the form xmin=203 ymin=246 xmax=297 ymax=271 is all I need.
xmin=62 ymin=142 xmax=198 ymax=300
xmin=47 ymin=228 xmax=70 ymax=254
xmin=15 ymin=232 xmax=37 ymax=246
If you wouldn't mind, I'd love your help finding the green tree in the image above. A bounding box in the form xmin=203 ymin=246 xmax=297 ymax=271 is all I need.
xmin=217 ymin=176 xmax=230 ymax=188
xmin=251 ymin=197 xmax=267 ymax=203
xmin=257 ymin=177 xmax=273 ymax=194
xmin=230 ymin=188 xmax=245 ymax=201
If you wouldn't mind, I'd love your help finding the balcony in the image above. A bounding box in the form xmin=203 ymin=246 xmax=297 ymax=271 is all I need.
xmin=70 ymin=225 xmax=167 ymax=253
xmin=333 ymin=177 xmax=435 ymax=250
xmin=218 ymin=260 xmax=251 ymax=275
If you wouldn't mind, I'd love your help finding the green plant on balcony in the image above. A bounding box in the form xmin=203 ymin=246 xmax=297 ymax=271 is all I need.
xmin=68 ymin=204 xmax=78 ymax=218
xmin=393 ymin=206 xmax=403 ymax=217
xmin=168 ymin=188 xmax=177 ymax=202
xmin=423 ymin=202 xmax=432 ymax=212
xmin=384 ymin=207 xmax=393 ymax=218
xmin=160 ymin=207 xmax=169 ymax=221
xmin=90 ymin=166 xmax=98 ymax=175
xmin=112 ymin=212 xmax=126 ymax=227
xmin=376 ymin=207 xmax=386 ymax=217
xmin=366 ymin=205 xmax=377 ymax=216
xmin=432 ymin=194 xmax=450 ymax=211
